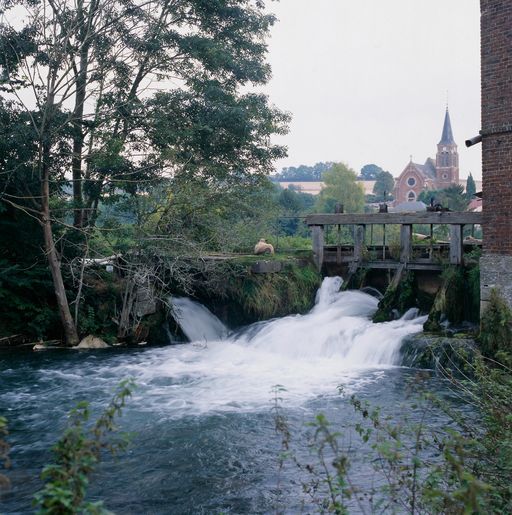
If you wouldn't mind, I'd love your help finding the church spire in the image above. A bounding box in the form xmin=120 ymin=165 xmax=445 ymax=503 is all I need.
xmin=439 ymin=107 xmax=455 ymax=145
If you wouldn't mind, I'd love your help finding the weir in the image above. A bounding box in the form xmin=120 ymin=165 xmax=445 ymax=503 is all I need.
xmin=306 ymin=212 xmax=482 ymax=276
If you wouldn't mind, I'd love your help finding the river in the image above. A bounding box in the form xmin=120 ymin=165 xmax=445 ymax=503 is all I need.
xmin=0 ymin=278 xmax=463 ymax=514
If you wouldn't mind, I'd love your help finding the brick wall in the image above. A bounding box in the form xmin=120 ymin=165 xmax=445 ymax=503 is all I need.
xmin=481 ymin=0 xmax=512 ymax=254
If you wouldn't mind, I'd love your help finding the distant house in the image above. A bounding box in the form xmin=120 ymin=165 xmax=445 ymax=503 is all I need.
xmin=393 ymin=108 xmax=461 ymax=205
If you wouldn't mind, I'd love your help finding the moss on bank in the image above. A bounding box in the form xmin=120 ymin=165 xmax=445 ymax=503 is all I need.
xmin=424 ymin=264 xmax=480 ymax=331
xmin=191 ymin=256 xmax=322 ymax=326
xmin=373 ymin=271 xmax=418 ymax=322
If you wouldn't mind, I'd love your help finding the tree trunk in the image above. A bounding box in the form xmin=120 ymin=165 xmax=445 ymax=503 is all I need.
xmin=41 ymin=144 xmax=80 ymax=346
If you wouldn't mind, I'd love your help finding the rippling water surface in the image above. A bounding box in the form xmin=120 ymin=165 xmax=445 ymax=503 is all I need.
xmin=1 ymin=278 xmax=457 ymax=514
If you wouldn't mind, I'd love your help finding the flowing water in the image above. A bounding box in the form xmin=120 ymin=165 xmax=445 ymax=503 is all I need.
xmin=0 ymin=278 xmax=460 ymax=513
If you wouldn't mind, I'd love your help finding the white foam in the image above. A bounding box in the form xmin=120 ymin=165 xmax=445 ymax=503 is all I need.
xmin=118 ymin=277 xmax=426 ymax=416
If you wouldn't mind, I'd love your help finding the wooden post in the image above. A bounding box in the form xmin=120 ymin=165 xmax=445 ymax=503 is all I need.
xmin=400 ymin=224 xmax=412 ymax=263
xmin=311 ymin=225 xmax=324 ymax=271
xmin=429 ymin=224 xmax=433 ymax=261
xmin=382 ymin=224 xmax=386 ymax=260
xmin=450 ymin=224 xmax=464 ymax=264
xmin=354 ymin=225 xmax=366 ymax=262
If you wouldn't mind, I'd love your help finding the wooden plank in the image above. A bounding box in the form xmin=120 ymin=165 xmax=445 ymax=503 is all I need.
xmin=450 ymin=224 xmax=464 ymax=264
xmin=400 ymin=224 xmax=412 ymax=263
xmin=306 ymin=211 xmax=482 ymax=226
xmin=311 ymin=225 xmax=324 ymax=271
xmin=354 ymin=224 xmax=366 ymax=261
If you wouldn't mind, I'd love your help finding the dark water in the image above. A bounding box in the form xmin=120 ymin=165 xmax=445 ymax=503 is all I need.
xmin=0 ymin=348 xmax=466 ymax=515
xmin=0 ymin=283 xmax=469 ymax=513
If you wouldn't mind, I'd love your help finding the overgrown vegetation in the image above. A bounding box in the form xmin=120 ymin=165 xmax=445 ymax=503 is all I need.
xmin=372 ymin=271 xmax=417 ymax=322
xmin=273 ymin=348 xmax=512 ymax=514
xmin=479 ymin=288 xmax=512 ymax=357
xmin=33 ymin=380 xmax=134 ymax=514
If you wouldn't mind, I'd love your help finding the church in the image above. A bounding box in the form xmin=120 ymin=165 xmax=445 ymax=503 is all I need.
xmin=393 ymin=108 xmax=459 ymax=205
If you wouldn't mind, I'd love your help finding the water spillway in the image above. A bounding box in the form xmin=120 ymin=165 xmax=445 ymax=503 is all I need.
xmin=0 ymin=277 xmax=432 ymax=513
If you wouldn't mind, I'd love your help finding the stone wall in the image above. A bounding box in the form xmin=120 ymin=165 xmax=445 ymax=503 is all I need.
xmin=480 ymin=0 xmax=512 ymax=311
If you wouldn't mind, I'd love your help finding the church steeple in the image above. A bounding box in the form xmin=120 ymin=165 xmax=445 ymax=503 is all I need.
xmin=439 ymin=108 xmax=455 ymax=145
xmin=435 ymin=107 xmax=459 ymax=185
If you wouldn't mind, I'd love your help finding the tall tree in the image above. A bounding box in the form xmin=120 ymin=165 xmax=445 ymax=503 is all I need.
xmin=373 ymin=171 xmax=395 ymax=201
xmin=0 ymin=0 xmax=288 ymax=344
xmin=466 ymin=173 xmax=477 ymax=198
xmin=315 ymin=163 xmax=365 ymax=213
xmin=359 ymin=164 xmax=384 ymax=180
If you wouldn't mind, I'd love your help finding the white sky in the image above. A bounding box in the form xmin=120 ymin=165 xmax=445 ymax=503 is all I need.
xmin=264 ymin=0 xmax=482 ymax=180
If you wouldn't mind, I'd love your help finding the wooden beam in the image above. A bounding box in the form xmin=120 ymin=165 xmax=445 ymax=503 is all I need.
xmin=354 ymin=224 xmax=366 ymax=262
xmin=400 ymin=224 xmax=412 ymax=263
xmin=450 ymin=224 xmax=464 ymax=264
xmin=311 ymin=225 xmax=324 ymax=271
xmin=306 ymin=212 xmax=482 ymax=226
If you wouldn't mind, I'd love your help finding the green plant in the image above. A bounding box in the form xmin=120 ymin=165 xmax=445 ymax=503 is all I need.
xmin=272 ymin=365 xmax=512 ymax=514
xmin=33 ymin=380 xmax=135 ymax=514
xmin=0 ymin=415 xmax=10 ymax=492
xmin=479 ymin=288 xmax=512 ymax=357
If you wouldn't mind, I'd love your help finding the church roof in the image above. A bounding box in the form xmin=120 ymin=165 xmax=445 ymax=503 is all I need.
xmin=439 ymin=108 xmax=455 ymax=145
xmin=409 ymin=158 xmax=436 ymax=180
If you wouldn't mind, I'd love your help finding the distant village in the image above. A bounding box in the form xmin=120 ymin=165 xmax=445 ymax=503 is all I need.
xmin=274 ymin=108 xmax=482 ymax=213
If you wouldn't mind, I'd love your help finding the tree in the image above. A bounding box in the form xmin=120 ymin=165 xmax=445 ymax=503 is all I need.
xmin=0 ymin=0 xmax=288 ymax=344
xmin=418 ymin=185 xmax=469 ymax=212
xmin=273 ymin=162 xmax=334 ymax=182
xmin=359 ymin=164 xmax=384 ymax=180
xmin=315 ymin=163 xmax=365 ymax=213
xmin=466 ymin=173 xmax=477 ymax=198
xmin=373 ymin=171 xmax=395 ymax=201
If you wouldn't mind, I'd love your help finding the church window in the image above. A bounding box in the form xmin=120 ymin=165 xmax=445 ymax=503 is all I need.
xmin=407 ymin=191 xmax=416 ymax=201
xmin=442 ymin=173 xmax=449 ymax=180
xmin=407 ymin=176 xmax=416 ymax=186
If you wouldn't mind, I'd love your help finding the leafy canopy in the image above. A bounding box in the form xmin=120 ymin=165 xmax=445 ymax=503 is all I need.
xmin=315 ymin=163 xmax=365 ymax=214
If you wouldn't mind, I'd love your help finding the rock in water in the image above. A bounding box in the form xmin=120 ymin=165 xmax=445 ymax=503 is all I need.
xmin=75 ymin=335 xmax=109 ymax=349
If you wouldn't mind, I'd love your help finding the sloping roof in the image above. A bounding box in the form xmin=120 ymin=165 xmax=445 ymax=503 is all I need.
xmin=411 ymin=159 xmax=437 ymax=180
xmin=411 ymin=158 xmax=436 ymax=179
xmin=392 ymin=201 xmax=427 ymax=212
xmin=439 ymin=108 xmax=455 ymax=144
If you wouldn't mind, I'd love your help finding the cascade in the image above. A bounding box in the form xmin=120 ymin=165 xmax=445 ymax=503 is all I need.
xmin=157 ymin=277 xmax=427 ymax=413
xmin=170 ymin=297 xmax=229 ymax=342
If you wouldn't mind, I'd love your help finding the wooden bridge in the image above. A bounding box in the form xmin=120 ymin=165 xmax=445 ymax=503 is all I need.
xmin=306 ymin=212 xmax=482 ymax=273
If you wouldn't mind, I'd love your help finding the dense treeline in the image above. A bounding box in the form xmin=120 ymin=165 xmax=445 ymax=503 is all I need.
xmin=0 ymin=0 xmax=289 ymax=344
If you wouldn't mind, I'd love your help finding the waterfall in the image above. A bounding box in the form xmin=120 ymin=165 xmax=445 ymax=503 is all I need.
xmin=151 ymin=278 xmax=427 ymax=412
xmin=170 ymin=297 xmax=229 ymax=342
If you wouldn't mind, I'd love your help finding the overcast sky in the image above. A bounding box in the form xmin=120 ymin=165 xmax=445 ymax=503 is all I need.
xmin=264 ymin=0 xmax=482 ymax=180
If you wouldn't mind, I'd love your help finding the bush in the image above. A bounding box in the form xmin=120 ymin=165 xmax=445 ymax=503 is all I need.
xmin=33 ymin=380 xmax=134 ymax=514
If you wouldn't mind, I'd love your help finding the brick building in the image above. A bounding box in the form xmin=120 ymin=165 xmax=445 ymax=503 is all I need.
xmin=480 ymin=0 xmax=512 ymax=312
xmin=393 ymin=109 xmax=460 ymax=205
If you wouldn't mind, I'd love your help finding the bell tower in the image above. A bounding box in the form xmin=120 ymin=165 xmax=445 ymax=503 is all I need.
xmin=435 ymin=108 xmax=459 ymax=187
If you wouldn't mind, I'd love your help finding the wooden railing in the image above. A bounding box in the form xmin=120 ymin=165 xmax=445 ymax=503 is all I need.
xmin=306 ymin=212 xmax=482 ymax=271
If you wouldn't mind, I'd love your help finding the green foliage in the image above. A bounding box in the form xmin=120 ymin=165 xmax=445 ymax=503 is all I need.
xmin=466 ymin=173 xmax=477 ymax=198
xmin=424 ymin=264 xmax=481 ymax=332
xmin=0 ymin=415 xmax=10 ymax=492
xmin=273 ymin=162 xmax=334 ymax=182
xmin=315 ymin=163 xmax=365 ymax=214
xmin=229 ymin=262 xmax=321 ymax=320
xmin=479 ymin=288 xmax=512 ymax=357
xmin=359 ymin=163 xmax=384 ymax=180
xmin=273 ymin=364 xmax=512 ymax=514
xmin=373 ymin=272 xmax=416 ymax=322
xmin=418 ymin=184 xmax=469 ymax=211
xmin=33 ymin=380 xmax=134 ymax=514
xmin=276 ymin=186 xmax=315 ymax=237
xmin=372 ymin=170 xmax=395 ymax=201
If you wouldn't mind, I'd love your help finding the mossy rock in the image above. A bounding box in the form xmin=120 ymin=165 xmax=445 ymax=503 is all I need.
xmin=400 ymin=333 xmax=477 ymax=373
